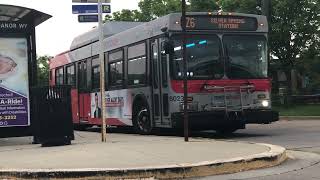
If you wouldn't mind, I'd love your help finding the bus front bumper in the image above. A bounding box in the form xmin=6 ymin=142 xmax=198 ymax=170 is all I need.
xmin=171 ymin=109 xmax=279 ymax=130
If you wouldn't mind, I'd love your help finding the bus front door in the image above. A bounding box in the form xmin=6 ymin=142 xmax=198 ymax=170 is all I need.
xmin=151 ymin=39 xmax=170 ymax=127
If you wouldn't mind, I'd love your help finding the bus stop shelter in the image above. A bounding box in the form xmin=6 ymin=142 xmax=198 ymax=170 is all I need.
xmin=0 ymin=4 xmax=51 ymax=137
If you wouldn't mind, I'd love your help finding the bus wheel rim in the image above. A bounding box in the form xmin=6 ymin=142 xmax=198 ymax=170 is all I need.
xmin=137 ymin=109 xmax=149 ymax=132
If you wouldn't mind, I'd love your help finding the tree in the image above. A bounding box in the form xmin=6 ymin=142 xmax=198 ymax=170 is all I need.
xmin=104 ymin=0 xmax=220 ymax=22
xmin=189 ymin=0 xmax=219 ymax=12
xmin=297 ymin=46 xmax=320 ymax=93
xmin=220 ymin=0 xmax=320 ymax=94
xmin=218 ymin=0 xmax=261 ymax=14
xmin=37 ymin=55 xmax=52 ymax=86
xmin=105 ymin=9 xmax=141 ymax=21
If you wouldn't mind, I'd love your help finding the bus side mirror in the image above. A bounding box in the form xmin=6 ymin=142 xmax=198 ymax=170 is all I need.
xmin=163 ymin=40 xmax=174 ymax=55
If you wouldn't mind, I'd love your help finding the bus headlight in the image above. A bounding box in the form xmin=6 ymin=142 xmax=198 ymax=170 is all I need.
xmin=261 ymin=100 xmax=269 ymax=107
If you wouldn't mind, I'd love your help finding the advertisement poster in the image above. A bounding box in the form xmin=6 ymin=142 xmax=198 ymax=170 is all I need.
xmin=0 ymin=38 xmax=30 ymax=127
xmin=91 ymin=89 xmax=132 ymax=125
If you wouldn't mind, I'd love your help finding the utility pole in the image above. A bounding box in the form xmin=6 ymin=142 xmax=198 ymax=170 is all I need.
xmin=262 ymin=0 xmax=272 ymax=77
xmin=98 ymin=0 xmax=107 ymax=142
xmin=262 ymin=0 xmax=271 ymax=24
xmin=181 ymin=0 xmax=189 ymax=142
xmin=72 ymin=0 xmax=110 ymax=142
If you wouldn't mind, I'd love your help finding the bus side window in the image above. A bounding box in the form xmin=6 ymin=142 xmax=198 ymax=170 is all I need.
xmin=77 ymin=62 xmax=82 ymax=89
xmin=78 ymin=60 xmax=88 ymax=90
xmin=127 ymin=42 xmax=147 ymax=86
xmin=108 ymin=49 xmax=124 ymax=87
xmin=66 ymin=64 xmax=76 ymax=87
xmin=55 ymin=67 xmax=64 ymax=85
xmin=49 ymin=70 xmax=52 ymax=81
xmin=91 ymin=57 xmax=100 ymax=89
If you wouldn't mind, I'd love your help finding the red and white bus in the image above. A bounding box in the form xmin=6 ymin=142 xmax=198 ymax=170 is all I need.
xmin=50 ymin=12 xmax=279 ymax=134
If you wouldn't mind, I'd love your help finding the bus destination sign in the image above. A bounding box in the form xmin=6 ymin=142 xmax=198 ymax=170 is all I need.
xmin=185 ymin=16 xmax=258 ymax=31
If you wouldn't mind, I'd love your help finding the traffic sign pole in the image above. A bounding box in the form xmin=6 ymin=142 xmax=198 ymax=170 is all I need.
xmin=72 ymin=4 xmax=111 ymax=14
xmin=98 ymin=0 xmax=107 ymax=142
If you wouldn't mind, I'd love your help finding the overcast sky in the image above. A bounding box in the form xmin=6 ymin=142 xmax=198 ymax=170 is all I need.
xmin=0 ymin=0 xmax=140 ymax=56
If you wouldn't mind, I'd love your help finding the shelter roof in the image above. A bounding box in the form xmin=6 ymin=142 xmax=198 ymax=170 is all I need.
xmin=0 ymin=4 xmax=51 ymax=26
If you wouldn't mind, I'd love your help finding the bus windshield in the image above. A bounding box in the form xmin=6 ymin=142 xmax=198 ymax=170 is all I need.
xmin=223 ymin=35 xmax=268 ymax=79
xmin=171 ymin=35 xmax=224 ymax=80
xmin=170 ymin=34 xmax=268 ymax=80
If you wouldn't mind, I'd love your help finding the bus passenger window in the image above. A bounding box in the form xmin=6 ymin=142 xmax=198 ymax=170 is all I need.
xmin=108 ymin=50 xmax=124 ymax=87
xmin=66 ymin=65 xmax=76 ymax=86
xmin=49 ymin=70 xmax=52 ymax=81
xmin=109 ymin=61 xmax=123 ymax=86
xmin=55 ymin=67 xmax=64 ymax=85
xmin=92 ymin=66 xmax=100 ymax=89
xmin=128 ymin=43 xmax=146 ymax=86
xmin=128 ymin=57 xmax=146 ymax=85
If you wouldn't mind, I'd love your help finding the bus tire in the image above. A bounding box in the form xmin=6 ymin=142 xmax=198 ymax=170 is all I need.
xmin=133 ymin=100 xmax=152 ymax=135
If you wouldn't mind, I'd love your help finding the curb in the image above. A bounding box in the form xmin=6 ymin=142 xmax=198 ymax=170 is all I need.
xmin=0 ymin=143 xmax=287 ymax=179
xmin=280 ymin=116 xmax=320 ymax=120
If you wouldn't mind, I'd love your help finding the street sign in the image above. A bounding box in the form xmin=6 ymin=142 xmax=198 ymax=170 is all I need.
xmin=78 ymin=14 xmax=99 ymax=22
xmin=72 ymin=4 xmax=111 ymax=14
xmin=72 ymin=0 xmax=111 ymax=3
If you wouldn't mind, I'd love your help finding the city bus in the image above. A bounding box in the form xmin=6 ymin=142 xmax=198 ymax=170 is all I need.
xmin=49 ymin=12 xmax=279 ymax=134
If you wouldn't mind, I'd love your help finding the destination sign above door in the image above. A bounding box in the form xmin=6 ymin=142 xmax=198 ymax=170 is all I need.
xmin=185 ymin=15 xmax=258 ymax=31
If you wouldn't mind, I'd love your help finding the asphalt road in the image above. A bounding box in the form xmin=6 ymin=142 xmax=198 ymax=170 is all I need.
xmin=191 ymin=120 xmax=320 ymax=180
xmin=93 ymin=120 xmax=320 ymax=179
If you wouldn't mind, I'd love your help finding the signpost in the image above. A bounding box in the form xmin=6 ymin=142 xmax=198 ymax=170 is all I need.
xmin=98 ymin=0 xmax=107 ymax=142
xmin=78 ymin=14 xmax=98 ymax=22
xmin=181 ymin=0 xmax=189 ymax=142
xmin=72 ymin=4 xmax=111 ymax=14
xmin=72 ymin=0 xmax=110 ymax=142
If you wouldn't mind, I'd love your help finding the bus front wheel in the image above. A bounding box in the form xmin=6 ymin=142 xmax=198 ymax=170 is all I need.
xmin=133 ymin=102 xmax=152 ymax=135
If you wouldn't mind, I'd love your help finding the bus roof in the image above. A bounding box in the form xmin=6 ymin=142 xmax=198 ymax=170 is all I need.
xmin=65 ymin=12 xmax=268 ymax=63
xmin=100 ymin=12 xmax=268 ymax=52
xmin=70 ymin=21 xmax=143 ymax=50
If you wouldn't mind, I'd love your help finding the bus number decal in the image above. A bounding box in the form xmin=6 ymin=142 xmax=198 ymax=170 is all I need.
xmin=169 ymin=96 xmax=184 ymax=102
xmin=186 ymin=17 xmax=196 ymax=28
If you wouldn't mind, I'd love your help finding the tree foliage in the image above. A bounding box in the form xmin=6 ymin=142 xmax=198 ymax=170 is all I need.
xmin=221 ymin=0 xmax=319 ymax=68
xmin=270 ymin=0 xmax=319 ymax=68
xmin=37 ymin=55 xmax=52 ymax=86
xmin=104 ymin=0 xmax=220 ymax=22
xmin=189 ymin=0 xmax=219 ymax=12
xmin=221 ymin=0 xmax=319 ymax=94
xmin=218 ymin=0 xmax=261 ymax=14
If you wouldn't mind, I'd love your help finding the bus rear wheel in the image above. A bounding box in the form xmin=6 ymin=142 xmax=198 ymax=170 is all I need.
xmin=133 ymin=103 xmax=152 ymax=135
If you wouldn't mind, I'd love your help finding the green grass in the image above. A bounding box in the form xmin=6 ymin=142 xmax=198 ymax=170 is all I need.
xmin=273 ymin=104 xmax=320 ymax=116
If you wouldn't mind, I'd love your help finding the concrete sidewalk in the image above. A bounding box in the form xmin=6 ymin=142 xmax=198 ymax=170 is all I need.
xmin=0 ymin=131 xmax=286 ymax=179
xmin=280 ymin=116 xmax=320 ymax=120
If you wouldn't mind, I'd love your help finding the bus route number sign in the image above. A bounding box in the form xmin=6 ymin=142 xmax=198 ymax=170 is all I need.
xmin=185 ymin=15 xmax=258 ymax=31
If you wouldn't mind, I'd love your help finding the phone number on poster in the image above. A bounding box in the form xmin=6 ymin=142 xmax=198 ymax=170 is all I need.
xmin=0 ymin=115 xmax=17 ymax=120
